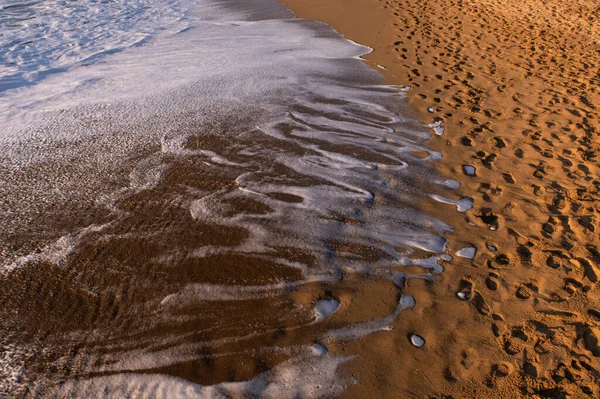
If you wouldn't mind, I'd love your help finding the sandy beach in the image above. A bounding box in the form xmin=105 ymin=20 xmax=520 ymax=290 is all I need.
xmin=1 ymin=0 xmax=599 ymax=397
xmin=281 ymin=0 xmax=600 ymax=397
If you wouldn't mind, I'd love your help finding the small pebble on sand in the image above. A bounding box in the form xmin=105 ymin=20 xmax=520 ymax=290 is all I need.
xmin=410 ymin=334 xmax=425 ymax=348
xmin=463 ymin=165 xmax=476 ymax=176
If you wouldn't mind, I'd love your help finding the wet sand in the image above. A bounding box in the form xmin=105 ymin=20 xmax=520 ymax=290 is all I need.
xmin=281 ymin=0 xmax=600 ymax=397
xmin=1 ymin=1 xmax=461 ymax=396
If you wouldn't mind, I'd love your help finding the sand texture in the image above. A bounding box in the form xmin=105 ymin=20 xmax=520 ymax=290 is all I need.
xmin=280 ymin=0 xmax=600 ymax=397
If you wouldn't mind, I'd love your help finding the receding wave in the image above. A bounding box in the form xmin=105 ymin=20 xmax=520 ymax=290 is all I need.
xmin=0 ymin=0 xmax=459 ymax=397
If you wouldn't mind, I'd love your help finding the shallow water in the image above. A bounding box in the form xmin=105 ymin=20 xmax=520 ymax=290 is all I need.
xmin=0 ymin=0 xmax=457 ymax=396
xmin=0 ymin=0 xmax=188 ymax=93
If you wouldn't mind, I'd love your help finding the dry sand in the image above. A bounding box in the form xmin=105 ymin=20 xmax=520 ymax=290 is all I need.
xmin=280 ymin=0 xmax=600 ymax=397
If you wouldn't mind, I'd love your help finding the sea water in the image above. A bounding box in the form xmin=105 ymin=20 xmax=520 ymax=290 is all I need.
xmin=0 ymin=0 xmax=189 ymax=92
xmin=0 ymin=0 xmax=457 ymax=397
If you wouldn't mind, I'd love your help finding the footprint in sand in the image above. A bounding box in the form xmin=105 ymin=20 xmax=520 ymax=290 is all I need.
xmin=485 ymin=274 xmax=499 ymax=291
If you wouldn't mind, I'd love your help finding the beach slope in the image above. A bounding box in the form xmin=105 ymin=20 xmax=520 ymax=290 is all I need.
xmin=281 ymin=0 xmax=600 ymax=397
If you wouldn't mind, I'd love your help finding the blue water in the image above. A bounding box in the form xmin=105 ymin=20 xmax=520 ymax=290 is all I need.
xmin=0 ymin=0 xmax=189 ymax=93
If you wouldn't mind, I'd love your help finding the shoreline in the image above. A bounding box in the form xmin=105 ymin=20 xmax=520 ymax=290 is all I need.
xmin=280 ymin=0 xmax=600 ymax=397
xmin=1 ymin=1 xmax=457 ymax=395
xmin=2 ymin=0 xmax=598 ymax=396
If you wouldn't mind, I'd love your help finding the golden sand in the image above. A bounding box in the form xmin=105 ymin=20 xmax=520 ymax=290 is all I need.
xmin=281 ymin=0 xmax=600 ymax=397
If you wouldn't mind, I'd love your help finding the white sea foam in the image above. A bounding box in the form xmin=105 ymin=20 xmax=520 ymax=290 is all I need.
xmin=429 ymin=194 xmax=474 ymax=212
xmin=0 ymin=343 xmax=28 ymax=395
xmin=456 ymin=247 xmax=477 ymax=259
xmin=160 ymin=275 xmax=340 ymax=305
xmin=437 ymin=179 xmax=461 ymax=189
xmin=58 ymin=352 xmax=351 ymax=399
xmin=324 ymin=294 xmax=416 ymax=342
xmin=0 ymin=0 xmax=189 ymax=93
xmin=1 ymin=222 xmax=111 ymax=275
xmin=313 ymin=299 xmax=341 ymax=321
xmin=426 ymin=120 xmax=444 ymax=136
xmin=1 ymin=0 xmax=460 ymax=396
xmin=396 ymin=255 xmax=447 ymax=274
